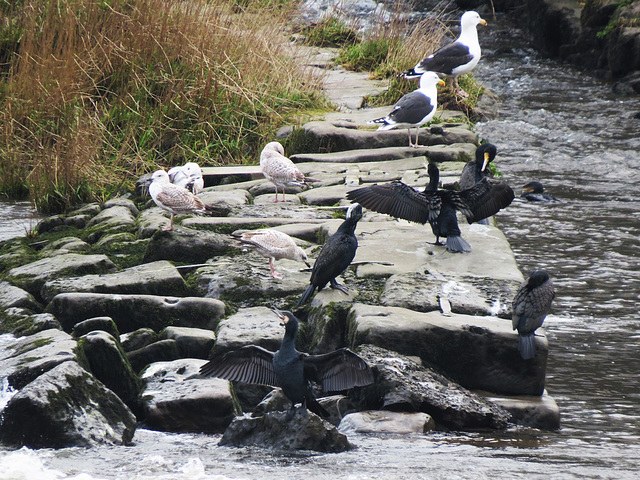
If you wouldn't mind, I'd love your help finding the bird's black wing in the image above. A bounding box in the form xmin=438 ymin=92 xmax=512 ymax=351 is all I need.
xmin=303 ymin=348 xmax=374 ymax=392
xmin=512 ymin=281 xmax=555 ymax=333
xmin=346 ymin=181 xmax=440 ymax=224
xmin=445 ymin=178 xmax=514 ymax=224
xmin=419 ymin=42 xmax=473 ymax=75
xmin=388 ymin=91 xmax=434 ymax=125
xmin=199 ymin=346 xmax=278 ymax=387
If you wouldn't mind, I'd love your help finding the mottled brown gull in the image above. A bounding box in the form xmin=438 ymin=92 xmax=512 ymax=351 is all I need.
xmin=232 ymin=228 xmax=310 ymax=279
xmin=260 ymin=141 xmax=310 ymax=202
xmin=148 ymin=169 xmax=207 ymax=231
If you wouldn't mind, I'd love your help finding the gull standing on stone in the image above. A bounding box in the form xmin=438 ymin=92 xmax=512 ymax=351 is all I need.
xmin=369 ymin=72 xmax=445 ymax=148
xmin=231 ymin=229 xmax=311 ymax=279
xmin=402 ymin=11 xmax=487 ymax=96
xmin=168 ymin=162 xmax=205 ymax=194
xmin=148 ymin=169 xmax=208 ymax=231
xmin=260 ymin=141 xmax=309 ymax=202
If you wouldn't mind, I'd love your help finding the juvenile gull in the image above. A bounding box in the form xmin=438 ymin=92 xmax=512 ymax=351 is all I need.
xmin=512 ymin=270 xmax=555 ymax=360
xmin=168 ymin=162 xmax=204 ymax=194
xmin=260 ymin=142 xmax=310 ymax=202
xmin=199 ymin=309 xmax=374 ymax=418
xmin=231 ymin=229 xmax=311 ymax=279
xmin=403 ymin=11 xmax=486 ymax=96
xmin=148 ymin=169 xmax=207 ymax=231
xmin=369 ymin=72 xmax=445 ymax=148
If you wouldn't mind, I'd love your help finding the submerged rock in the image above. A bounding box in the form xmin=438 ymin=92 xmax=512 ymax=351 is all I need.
xmin=220 ymin=410 xmax=353 ymax=452
xmin=0 ymin=360 xmax=137 ymax=448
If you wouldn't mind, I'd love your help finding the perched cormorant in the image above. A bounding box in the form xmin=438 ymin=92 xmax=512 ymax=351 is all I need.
xmin=521 ymin=181 xmax=560 ymax=203
xmin=512 ymin=270 xmax=555 ymax=360
xmin=402 ymin=11 xmax=487 ymax=96
xmin=260 ymin=141 xmax=312 ymax=202
xmin=148 ymin=169 xmax=209 ymax=231
xmin=231 ymin=229 xmax=311 ymax=279
xmin=199 ymin=309 xmax=374 ymax=418
xmin=459 ymin=143 xmax=497 ymax=191
xmin=297 ymin=203 xmax=363 ymax=306
xmin=346 ymin=163 xmax=514 ymax=253
xmin=369 ymin=72 xmax=445 ymax=148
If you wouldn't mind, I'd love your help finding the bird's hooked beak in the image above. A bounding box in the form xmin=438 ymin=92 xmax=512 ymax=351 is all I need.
xmin=481 ymin=151 xmax=491 ymax=172
xmin=479 ymin=18 xmax=487 ymax=26
xmin=271 ymin=307 xmax=288 ymax=326
xmin=437 ymin=79 xmax=445 ymax=87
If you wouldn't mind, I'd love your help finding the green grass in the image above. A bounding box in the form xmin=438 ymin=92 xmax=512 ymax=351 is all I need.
xmin=303 ymin=17 xmax=358 ymax=48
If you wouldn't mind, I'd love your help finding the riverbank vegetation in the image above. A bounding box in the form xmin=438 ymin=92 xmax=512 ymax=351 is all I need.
xmin=0 ymin=0 xmax=326 ymax=213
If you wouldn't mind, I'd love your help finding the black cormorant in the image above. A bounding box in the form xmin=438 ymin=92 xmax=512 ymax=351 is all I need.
xmin=346 ymin=163 xmax=514 ymax=253
xmin=521 ymin=181 xmax=560 ymax=203
xmin=512 ymin=270 xmax=555 ymax=360
xmin=297 ymin=203 xmax=363 ymax=306
xmin=199 ymin=309 xmax=374 ymax=418
xmin=459 ymin=143 xmax=497 ymax=191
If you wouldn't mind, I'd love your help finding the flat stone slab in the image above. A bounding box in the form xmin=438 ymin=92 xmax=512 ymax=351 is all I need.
xmin=7 ymin=254 xmax=118 ymax=297
xmin=40 ymin=260 xmax=188 ymax=303
xmin=213 ymin=306 xmax=285 ymax=355
xmin=86 ymin=205 xmax=137 ymax=230
xmin=350 ymin=303 xmax=548 ymax=396
xmin=46 ymin=292 xmax=226 ymax=333
xmin=0 ymin=281 xmax=42 ymax=312
xmin=479 ymin=390 xmax=561 ymax=430
xmin=338 ymin=411 xmax=435 ymax=435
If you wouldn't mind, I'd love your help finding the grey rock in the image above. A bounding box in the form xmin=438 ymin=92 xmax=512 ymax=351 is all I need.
xmin=79 ymin=330 xmax=142 ymax=409
xmin=480 ymin=391 xmax=561 ymax=431
xmin=95 ymin=232 xmax=137 ymax=248
xmin=142 ymin=228 xmax=230 ymax=264
xmin=0 ymin=281 xmax=42 ymax=312
xmin=197 ymin=189 xmax=251 ymax=207
xmin=86 ymin=205 xmax=136 ymax=230
xmin=46 ymin=292 xmax=226 ymax=333
xmin=72 ymin=316 xmax=120 ymax=338
xmin=40 ymin=236 xmax=90 ymax=255
xmin=0 ymin=310 xmax=61 ymax=337
xmin=212 ymin=306 xmax=286 ymax=355
xmin=140 ymin=359 xmax=238 ymax=433
xmin=338 ymin=410 xmax=435 ymax=435
xmin=128 ymin=339 xmax=181 ymax=372
xmin=353 ymin=345 xmax=511 ymax=430
xmin=120 ymin=328 xmax=158 ymax=352
xmin=0 ymin=328 xmax=82 ymax=390
xmin=0 ymin=360 xmax=136 ymax=448
xmin=7 ymin=253 xmax=118 ymax=298
xmin=70 ymin=203 xmax=102 ymax=217
xmin=351 ymin=304 xmax=547 ymax=396
xmin=158 ymin=326 xmax=216 ymax=358
xmin=291 ymin=144 xmax=476 ymax=164
xmin=137 ymin=207 xmax=172 ymax=239
xmin=41 ymin=260 xmax=189 ymax=304
xmin=103 ymin=198 xmax=140 ymax=218
xmin=220 ymin=410 xmax=353 ymax=452
xmin=35 ymin=215 xmax=65 ymax=235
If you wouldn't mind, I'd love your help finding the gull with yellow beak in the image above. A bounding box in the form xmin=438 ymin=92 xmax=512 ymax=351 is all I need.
xmin=402 ymin=11 xmax=487 ymax=96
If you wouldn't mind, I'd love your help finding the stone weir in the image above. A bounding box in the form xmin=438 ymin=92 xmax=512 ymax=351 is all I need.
xmin=0 ymin=58 xmax=560 ymax=452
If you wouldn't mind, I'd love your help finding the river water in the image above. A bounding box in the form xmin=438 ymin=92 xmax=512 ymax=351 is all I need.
xmin=1 ymin=14 xmax=640 ymax=480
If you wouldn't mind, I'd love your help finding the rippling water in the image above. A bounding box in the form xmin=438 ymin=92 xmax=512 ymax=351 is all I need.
xmin=2 ymin=15 xmax=640 ymax=480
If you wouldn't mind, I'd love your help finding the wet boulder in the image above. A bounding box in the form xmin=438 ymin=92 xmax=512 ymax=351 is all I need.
xmin=0 ymin=328 xmax=83 ymax=390
xmin=79 ymin=330 xmax=142 ymax=410
xmin=350 ymin=303 xmax=547 ymax=396
xmin=127 ymin=339 xmax=181 ymax=373
xmin=140 ymin=359 xmax=238 ymax=433
xmin=86 ymin=205 xmax=137 ymax=231
xmin=46 ymin=293 xmax=226 ymax=333
xmin=0 ymin=281 xmax=42 ymax=312
xmin=220 ymin=410 xmax=353 ymax=452
xmin=103 ymin=198 xmax=139 ymax=218
xmin=142 ymin=228 xmax=230 ymax=264
xmin=40 ymin=237 xmax=90 ymax=256
xmin=120 ymin=328 xmax=158 ymax=352
xmin=0 ymin=309 xmax=61 ymax=337
xmin=339 ymin=410 xmax=435 ymax=435
xmin=212 ymin=306 xmax=284 ymax=355
xmin=158 ymin=326 xmax=216 ymax=359
xmin=40 ymin=260 xmax=189 ymax=304
xmin=7 ymin=253 xmax=118 ymax=298
xmin=480 ymin=391 xmax=561 ymax=430
xmin=352 ymin=345 xmax=511 ymax=430
xmin=72 ymin=316 xmax=120 ymax=339
xmin=0 ymin=360 xmax=137 ymax=448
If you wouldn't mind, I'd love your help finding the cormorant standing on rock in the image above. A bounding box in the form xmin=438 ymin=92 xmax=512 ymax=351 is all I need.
xmin=199 ymin=309 xmax=374 ymax=418
xmin=346 ymin=163 xmax=514 ymax=253
xmin=512 ymin=270 xmax=555 ymax=360
xmin=297 ymin=203 xmax=363 ymax=306
xmin=459 ymin=143 xmax=497 ymax=191
xmin=521 ymin=181 xmax=560 ymax=203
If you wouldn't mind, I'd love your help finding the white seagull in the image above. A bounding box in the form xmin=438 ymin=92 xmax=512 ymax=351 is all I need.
xmin=232 ymin=229 xmax=311 ymax=279
xmin=403 ymin=11 xmax=487 ymax=96
xmin=148 ymin=169 xmax=207 ymax=231
xmin=168 ymin=162 xmax=204 ymax=194
xmin=260 ymin=142 xmax=309 ymax=202
xmin=369 ymin=71 xmax=445 ymax=148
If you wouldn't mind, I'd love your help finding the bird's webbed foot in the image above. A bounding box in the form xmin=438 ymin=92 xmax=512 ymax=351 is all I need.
xmin=329 ymin=278 xmax=349 ymax=295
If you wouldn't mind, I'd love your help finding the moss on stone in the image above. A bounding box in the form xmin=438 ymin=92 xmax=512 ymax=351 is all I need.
xmin=283 ymin=127 xmax=323 ymax=155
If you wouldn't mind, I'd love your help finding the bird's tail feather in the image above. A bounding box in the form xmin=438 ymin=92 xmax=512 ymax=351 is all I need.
xmin=445 ymin=236 xmax=471 ymax=253
xmin=518 ymin=334 xmax=536 ymax=360
xmin=477 ymin=218 xmax=491 ymax=225
xmin=400 ymin=68 xmax=421 ymax=79
xmin=307 ymin=398 xmax=329 ymax=418
xmin=297 ymin=285 xmax=316 ymax=306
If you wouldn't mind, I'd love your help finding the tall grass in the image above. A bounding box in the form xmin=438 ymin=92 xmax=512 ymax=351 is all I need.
xmin=0 ymin=0 xmax=326 ymax=212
